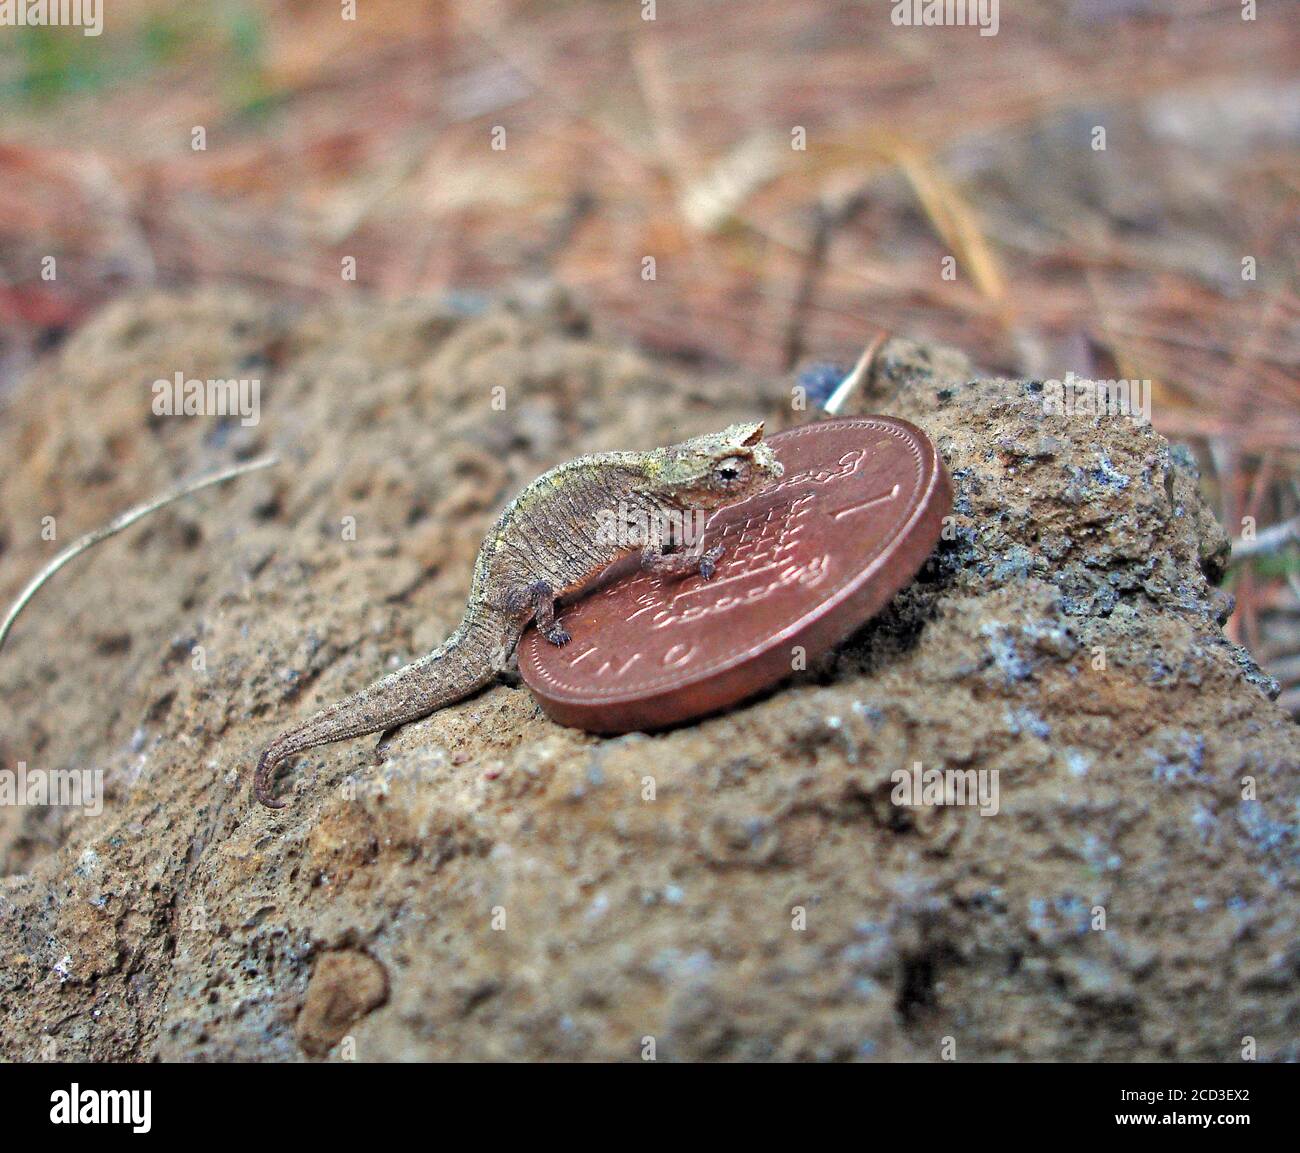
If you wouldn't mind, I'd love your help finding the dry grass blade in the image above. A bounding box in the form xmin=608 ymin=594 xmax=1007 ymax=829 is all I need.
xmin=0 ymin=456 xmax=279 ymax=655
xmin=823 ymin=330 xmax=890 ymax=415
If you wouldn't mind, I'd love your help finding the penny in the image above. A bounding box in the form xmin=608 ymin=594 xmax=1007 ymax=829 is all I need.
xmin=519 ymin=416 xmax=952 ymax=733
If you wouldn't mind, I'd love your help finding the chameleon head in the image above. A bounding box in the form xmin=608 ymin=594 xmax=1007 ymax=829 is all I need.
xmin=652 ymin=421 xmax=784 ymax=510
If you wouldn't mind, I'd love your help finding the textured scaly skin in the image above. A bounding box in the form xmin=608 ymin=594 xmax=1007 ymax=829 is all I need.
xmin=254 ymin=422 xmax=782 ymax=807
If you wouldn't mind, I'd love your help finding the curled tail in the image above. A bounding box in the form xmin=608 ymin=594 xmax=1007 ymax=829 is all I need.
xmin=254 ymin=615 xmax=511 ymax=808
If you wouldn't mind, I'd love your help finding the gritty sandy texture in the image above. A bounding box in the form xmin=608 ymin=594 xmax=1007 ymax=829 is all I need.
xmin=0 ymin=289 xmax=1295 ymax=1062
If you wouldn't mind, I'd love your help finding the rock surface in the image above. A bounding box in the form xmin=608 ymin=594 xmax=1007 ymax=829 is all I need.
xmin=0 ymin=289 xmax=1294 ymax=1061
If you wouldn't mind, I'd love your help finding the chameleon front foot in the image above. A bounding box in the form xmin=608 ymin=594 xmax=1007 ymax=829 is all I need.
xmin=642 ymin=543 xmax=725 ymax=581
xmin=697 ymin=543 xmax=725 ymax=580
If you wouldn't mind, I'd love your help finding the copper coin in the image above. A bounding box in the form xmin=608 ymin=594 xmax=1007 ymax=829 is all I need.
xmin=519 ymin=417 xmax=952 ymax=733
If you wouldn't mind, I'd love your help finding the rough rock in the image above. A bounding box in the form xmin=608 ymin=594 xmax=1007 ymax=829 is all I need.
xmin=296 ymin=949 xmax=388 ymax=1058
xmin=0 ymin=288 xmax=1294 ymax=1061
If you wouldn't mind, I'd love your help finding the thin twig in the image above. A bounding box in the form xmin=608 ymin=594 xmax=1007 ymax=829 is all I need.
xmin=0 ymin=456 xmax=279 ymax=655
xmin=1231 ymin=515 xmax=1300 ymax=562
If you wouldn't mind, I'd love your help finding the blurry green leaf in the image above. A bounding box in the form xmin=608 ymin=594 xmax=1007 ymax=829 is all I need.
xmin=14 ymin=26 xmax=105 ymax=103
xmin=140 ymin=13 xmax=192 ymax=64
xmin=224 ymin=6 xmax=264 ymax=65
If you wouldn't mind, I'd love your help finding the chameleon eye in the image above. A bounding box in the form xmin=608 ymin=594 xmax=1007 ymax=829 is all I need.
xmin=713 ymin=456 xmax=748 ymax=485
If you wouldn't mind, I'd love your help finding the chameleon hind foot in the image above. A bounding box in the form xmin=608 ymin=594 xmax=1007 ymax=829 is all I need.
xmin=526 ymin=580 xmax=571 ymax=646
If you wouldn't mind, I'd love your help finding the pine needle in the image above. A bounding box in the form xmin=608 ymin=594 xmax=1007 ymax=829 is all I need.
xmin=888 ymin=140 xmax=1007 ymax=305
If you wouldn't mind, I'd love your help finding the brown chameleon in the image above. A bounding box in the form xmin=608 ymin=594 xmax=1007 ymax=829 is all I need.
xmin=254 ymin=422 xmax=783 ymax=806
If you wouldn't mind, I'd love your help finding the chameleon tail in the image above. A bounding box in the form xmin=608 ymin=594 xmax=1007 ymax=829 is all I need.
xmin=254 ymin=616 xmax=510 ymax=808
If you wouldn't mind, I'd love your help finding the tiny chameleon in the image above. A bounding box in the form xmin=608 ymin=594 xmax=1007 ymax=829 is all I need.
xmin=254 ymin=422 xmax=783 ymax=807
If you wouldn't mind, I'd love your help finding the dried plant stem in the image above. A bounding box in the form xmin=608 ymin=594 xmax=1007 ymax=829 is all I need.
xmin=1232 ymin=515 xmax=1300 ymax=562
xmin=0 ymin=456 xmax=279 ymax=655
